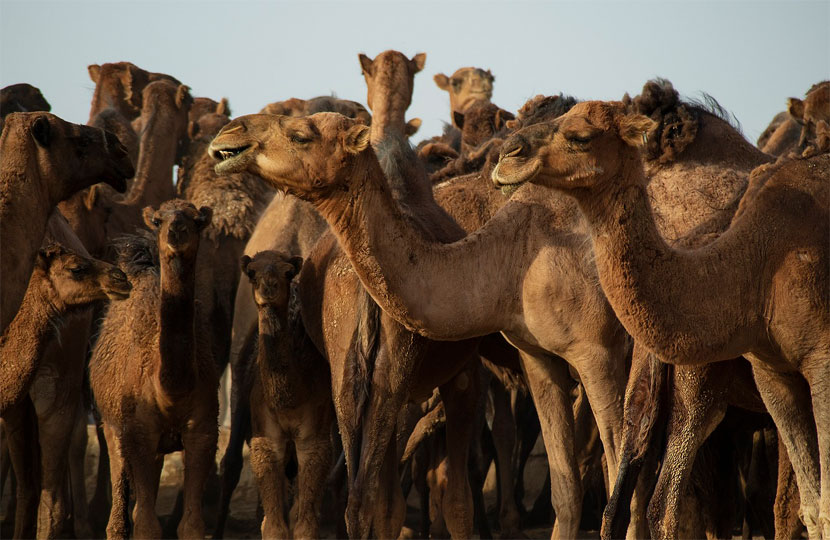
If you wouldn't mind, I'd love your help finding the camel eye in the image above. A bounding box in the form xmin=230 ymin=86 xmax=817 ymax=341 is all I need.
xmin=565 ymin=133 xmax=594 ymax=144
xmin=290 ymin=134 xmax=312 ymax=144
xmin=70 ymin=266 xmax=87 ymax=277
xmin=151 ymin=218 xmax=161 ymax=227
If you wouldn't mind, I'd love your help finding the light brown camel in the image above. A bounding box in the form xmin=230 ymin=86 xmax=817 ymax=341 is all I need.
xmin=90 ymin=200 xmax=217 ymax=539
xmin=0 ymin=112 xmax=132 ymax=332
xmin=1 ymin=219 xmax=131 ymax=539
xmin=434 ymin=67 xmax=495 ymax=127
xmin=240 ymin=250 xmax=334 ymax=539
xmin=217 ymin=50 xmax=485 ymax=539
xmin=493 ymin=100 xmax=830 ymax=538
xmin=261 ymin=95 xmax=372 ymax=126
xmin=59 ymin=79 xmax=193 ymax=257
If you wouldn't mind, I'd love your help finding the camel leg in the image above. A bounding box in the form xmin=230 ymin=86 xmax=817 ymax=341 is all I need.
xmin=68 ymin=403 xmax=93 ymax=539
xmin=250 ymin=428 xmax=290 ymax=540
xmin=125 ymin=432 xmax=163 ymax=540
xmin=803 ymin=359 xmax=830 ymax=539
xmin=89 ymin=418 xmax=111 ymax=535
xmin=102 ymin=425 xmax=129 ymax=540
xmin=774 ymin=436 xmax=804 ymax=539
xmin=178 ymin=428 xmax=217 ymax=540
xmin=34 ymin=395 xmax=78 ymax=538
xmin=412 ymin=444 xmax=432 ymax=538
xmin=647 ymin=363 xmax=728 ymax=539
xmin=490 ymin=379 xmax=521 ymax=537
xmin=293 ymin=405 xmax=334 ymax=540
xmin=372 ymin=431 xmax=407 ymax=539
xmin=751 ymin=364 xmax=821 ymax=538
xmin=438 ymin=362 xmax=481 ymax=539
xmin=518 ymin=351 xmax=581 ymax=540
xmin=4 ymin=397 xmax=40 ymax=539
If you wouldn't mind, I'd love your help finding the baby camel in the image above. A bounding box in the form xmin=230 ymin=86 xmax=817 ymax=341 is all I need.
xmin=90 ymin=199 xmax=217 ymax=539
xmin=240 ymin=250 xmax=334 ymax=539
xmin=493 ymin=101 xmax=829 ymax=538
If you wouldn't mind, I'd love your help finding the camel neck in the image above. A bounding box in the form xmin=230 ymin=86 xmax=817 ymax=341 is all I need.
xmin=311 ymin=151 xmax=524 ymax=341
xmin=0 ymin=279 xmax=63 ymax=414
xmin=124 ymin=107 xmax=178 ymax=208
xmin=256 ymin=303 xmax=305 ymax=409
xmin=369 ymin=97 xmax=408 ymax=146
xmin=572 ymin=156 xmax=759 ymax=364
xmin=158 ymin=254 xmax=198 ymax=394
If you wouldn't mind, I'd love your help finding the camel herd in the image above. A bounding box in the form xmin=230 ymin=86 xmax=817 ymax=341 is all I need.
xmin=0 ymin=51 xmax=827 ymax=540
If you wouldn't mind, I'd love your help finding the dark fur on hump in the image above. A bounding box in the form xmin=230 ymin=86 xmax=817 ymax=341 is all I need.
xmin=512 ymin=93 xmax=579 ymax=130
xmin=628 ymin=78 xmax=741 ymax=164
xmin=109 ymin=230 xmax=159 ymax=277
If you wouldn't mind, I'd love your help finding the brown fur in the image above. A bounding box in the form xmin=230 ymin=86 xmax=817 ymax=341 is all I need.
xmin=261 ymin=95 xmax=371 ymax=125
xmin=0 ymin=83 xmax=50 ymax=132
xmin=90 ymin=199 xmax=218 ymax=539
xmin=496 ymin=101 xmax=830 ymax=538
xmin=240 ymin=251 xmax=334 ymax=539
xmin=0 ymin=112 xmax=132 ymax=331
xmin=434 ymin=67 xmax=494 ymax=126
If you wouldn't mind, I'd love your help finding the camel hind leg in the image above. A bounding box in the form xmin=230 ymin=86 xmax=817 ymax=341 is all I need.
xmin=803 ymin=355 xmax=830 ymax=539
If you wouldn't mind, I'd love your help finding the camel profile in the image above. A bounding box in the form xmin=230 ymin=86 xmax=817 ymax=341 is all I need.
xmin=90 ymin=199 xmax=217 ymax=539
xmin=493 ymin=100 xmax=830 ymax=538
xmin=0 ymin=112 xmax=132 ymax=332
xmin=239 ymin=250 xmax=334 ymax=539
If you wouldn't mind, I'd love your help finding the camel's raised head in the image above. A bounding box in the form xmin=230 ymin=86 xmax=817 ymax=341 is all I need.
xmin=0 ymin=83 xmax=51 ymax=117
xmin=210 ymin=112 xmax=370 ymax=199
xmin=35 ymin=242 xmax=132 ymax=307
xmin=454 ymin=100 xmax=514 ymax=149
xmin=240 ymin=250 xmax=303 ymax=314
xmin=143 ymin=199 xmax=212 ymax=258
xmin=1 ymin=112 xmax=134 ymax=196
xmin=358 ymin=50 xmax=425 ymax=113
xmin=789 ymin=81 xmax=830 ymax=153
xmin=189 ymin=97 xmax=231 ymax=126
xmin=492 ymin=101 xmax=656 ymax=192
xmin=87 ymin=61 xmax=181 ymax=119
xmin=434 ymin=67 xmax=495 ymax=124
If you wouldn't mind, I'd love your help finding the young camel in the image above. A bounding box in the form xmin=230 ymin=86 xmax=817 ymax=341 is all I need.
xmin=1 ymin=237 xmax=131 ymax=538
xmin=0 ymin=112 xmax=132 ymax=333
xmin=493 ymin=100 xmax=830 ymax=538
xmin=90 ymin=199 xmax=217 ymax=539
xmin=240 ymin=250 xmax=334 ymax=539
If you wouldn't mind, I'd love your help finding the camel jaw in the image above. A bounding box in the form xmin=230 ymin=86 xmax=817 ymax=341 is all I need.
xmin=103 ymin=284 xmax=132 ymax=301
xmin=209 ymin=143 xmax=254 ymax=175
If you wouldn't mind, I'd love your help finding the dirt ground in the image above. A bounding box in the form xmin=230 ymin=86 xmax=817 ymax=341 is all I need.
xmin=1 ymin=424 xmax=586 ymax=539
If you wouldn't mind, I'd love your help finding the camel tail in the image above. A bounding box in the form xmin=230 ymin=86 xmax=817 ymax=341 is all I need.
xmin=602 ymin=350 xmax=670 ymax=540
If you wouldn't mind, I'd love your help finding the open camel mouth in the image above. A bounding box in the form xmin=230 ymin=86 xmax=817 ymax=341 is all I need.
xmin=209 ymin=143 xmax=253 ymax=174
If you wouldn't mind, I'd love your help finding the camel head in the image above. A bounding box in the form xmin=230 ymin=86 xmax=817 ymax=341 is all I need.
xmin=240 ymin=250 xmax=303 ymax=324
xmin=189 ymin=97 xmax=231 ymax=126
xmin=434 ymin=67 xmax=495 ymax=125
xmin=139 ymin=80 xmax=193 ymax=163
xmin=454 ymin=99 xmax=515 ymax=150
xmin=492 ymin=101 xmax=656 ymax=192
xmin=142 ymin=199 xmax=212 ymax=261
xmin=788 ymin=81 xmax=830 ymax=153
xmin=210 ymin=112 xmax=370 ymax=200
xmin=358 ymin=50 xmax=425 ymax=132
xmin=1 ymin=112 xmax=134 ymax=197
xmin=0 ymin=83 xmax=51 ymax=118
xmin=87 ymin=61 xmax=180 ymax=120
xmin=35 ymin=242 xmax=132 ymax=308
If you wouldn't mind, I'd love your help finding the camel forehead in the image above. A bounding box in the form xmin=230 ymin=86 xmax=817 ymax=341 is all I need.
xmin=562 ymin=101 xmax=624 ymax=127
xmin=156 ymin=199 xmax=199 ymax=218
xmin=249 ymin=252 xmax=295 ymax=278
xmin=452 ymin=67 xmax=493 ymax=82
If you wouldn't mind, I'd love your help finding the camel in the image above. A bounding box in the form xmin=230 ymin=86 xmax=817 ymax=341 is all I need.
xmin=0 ymin=83 xmax=50 ymax=131
xmin=59 ymin=79 xmax=193 ymax=257
xmin=492 ymin=100 xmax=830 ymax=538
xmin=434 ymin=67 xmax=495 ymax=126
xmin=0 ymin=112 xmax=132 ymax=332
xmin=239 ymin=250 xmax=334 ymax=539
xmin=90 ymin=199 xmax=218 ymax=539
xmin=1 ymin=217 xmax=131 ymax=539
xmin=760 ymin=81 xmax=830 ymax=158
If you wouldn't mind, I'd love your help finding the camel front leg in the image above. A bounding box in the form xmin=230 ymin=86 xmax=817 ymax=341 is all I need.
xmin=292 ymin=404 xmax=334 ymax=540
xmin=751 ymin=363 xmax=821 ymax=538
xmin=34 ymin=395 xmax=77 ymax=538
xmin=102 ymin=425 xmax=129 ymax=540
xmin=518 ymin=350 xmax=581 ymax=540
xmin=804 ymin=358 xmax=830 ymax=539
xmin=4 ymin=397 xmax=40 ymax=539
xmin=124 ymin=431 xmax=163 ymax=540
xmin=178 ymin=428 xmax=218 ymax=540
xmin=490 ymin=378 xmax=521 ymax=537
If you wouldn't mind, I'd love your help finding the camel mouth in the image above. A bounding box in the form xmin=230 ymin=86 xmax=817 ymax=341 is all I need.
xmin=210 ymin=143 xmax=253 ymax=175
xmin=104 ymin=283 xmax=132 ymax=301
xmin=491 ymin=157 xmax=541 ymax=190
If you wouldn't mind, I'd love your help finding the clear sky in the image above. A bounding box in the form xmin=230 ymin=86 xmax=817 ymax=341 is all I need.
xmin=2 ymin=0 xmax=828 ymax=144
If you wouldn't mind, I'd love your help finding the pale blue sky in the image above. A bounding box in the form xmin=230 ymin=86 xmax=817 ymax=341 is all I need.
xmin=2 ymin=1 xmax=828 ymax=144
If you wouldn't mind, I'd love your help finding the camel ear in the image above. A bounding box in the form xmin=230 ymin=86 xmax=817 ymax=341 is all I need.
xmin=142 ymin=206 xmax=159 ymax=230
xmin=358 ymin=53 xmax=374 ymax=75
xmin=84 ymin=185 xmax=101 ymax=211
xmin=343 ymin=123 xmax=370 ymax=154
xmin=405 ymin=118 xmax=421 ymax=137
xmin=287 ymin=256 xmax=303 ymax=279
xmin=618 ymin=114 xmax=657 ymax=148
xmin=187 ymin=120 xmax=199 ymax=140
xmin=217 ymin=97 xmax=230 ymax=116
xmin=239 ymin=255 xmax=253 ymax=280
xmin=788 ymin=98 xmax=805 ymax=122
xmin=494 ymin=109 xmax=515 ymax=131
xmin=486 ymin=69 xmax=494 ymax=82
xmin=195 ymin=206 xmax=213 ymax=231
xmin=88 ymin=64 xmax=101 ymax=84
xmin=175 ymin=85 xmax=191 ymax=109
xmin=505 ymin=118 xmax=520 ymax=131
xmin=410 ymin=53 xmax=426 ymax=73
xmin=31 ymin=115 xmax=50 ymax=147
xmin=434 ymin=73 xmax=450 ymax=91
xmin=36 ymin=244 xmax=61 ymax=270
xmin=453 ymin=111 xmax=465 ymax=129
